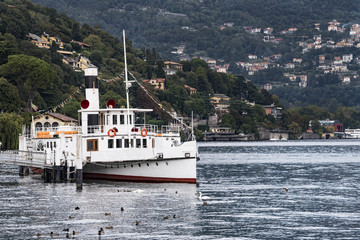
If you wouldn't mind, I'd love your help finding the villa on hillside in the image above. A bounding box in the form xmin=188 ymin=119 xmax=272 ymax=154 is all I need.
xmin=142 ymin=78 xmax=165 ymax=90
xmin=163 ymin=61 xmax=182 ymax=75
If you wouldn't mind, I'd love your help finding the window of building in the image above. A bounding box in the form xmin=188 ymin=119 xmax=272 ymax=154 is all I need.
xmin=35 ymin=122 xmax=42 ymax=130
xmin=136 ymin=139 xmax=141 ymax=148
xmin=108 ymin=139 xmax=114 ymax=148
xmin=52 ymin=122 xmax=59 ymax=129
xmin=113 ymin=115 xmax=117 ymax=125
xmin=87 ymin=139 xmax=99 ymax=151
xmin=124 ymin=139 xmax=129 ymax=148
xmin=44 ymin=122 xmax=51 ymax=130
xmin=143 ymin=139 xmax=147 ymax=148
xmin=116 ymin=139 xmax=122 ymax=148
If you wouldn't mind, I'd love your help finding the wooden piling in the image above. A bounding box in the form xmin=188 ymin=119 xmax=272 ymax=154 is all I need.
xmin=76 ymin=169 xmax=83 ymax=190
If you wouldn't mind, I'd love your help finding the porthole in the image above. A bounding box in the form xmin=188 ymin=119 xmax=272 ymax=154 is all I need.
xmin=147 ymin=163 xmax=149 ymax=167
xmin=124 ymin=165 xmax=126 ymax=168
xmin=131 ymin=164 xmax=133 ymax=168
xmin=138 ymin=163 xmax=141 ymax=167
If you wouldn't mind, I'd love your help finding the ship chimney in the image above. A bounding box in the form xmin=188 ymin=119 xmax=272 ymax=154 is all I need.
xmin=84 ymin=68 xmax=99 ymax=110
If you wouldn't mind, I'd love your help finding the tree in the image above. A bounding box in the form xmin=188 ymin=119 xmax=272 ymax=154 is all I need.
xmin=0 ymin=77 xmax=21 ymax=112
xmin=0 ymin=54 xmax=55 ymax=112
xmin=311 ymin=119 xmax=322 ymax=133
xmin=0 ymin=113 xmax=23 ymax=150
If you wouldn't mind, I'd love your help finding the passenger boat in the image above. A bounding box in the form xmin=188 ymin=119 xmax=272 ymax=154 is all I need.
xmin=17 ymin=31 xmax=197 ymax=184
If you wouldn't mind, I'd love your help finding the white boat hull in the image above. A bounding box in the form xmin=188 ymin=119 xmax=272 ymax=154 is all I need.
xmin=83 ymin=157 xmax=197 ymax=183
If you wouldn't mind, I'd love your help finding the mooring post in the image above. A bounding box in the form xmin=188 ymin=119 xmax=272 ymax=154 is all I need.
xmin=55 ymin=165 xmax=61 ymax=182
xmin=75 ymin=135 xmax=83 ymax=190
xmin=76 ymin=168 xmax=83 ymax=190
xmin=69 ymin=160 xmax=75 ymax=183
xmin=44 ymin=168 xmax=52 ymax=183
xmin=18 ymin=166 xmax=24 ymax=176
xmin=24 ymin=167 xmax=30 ymax=176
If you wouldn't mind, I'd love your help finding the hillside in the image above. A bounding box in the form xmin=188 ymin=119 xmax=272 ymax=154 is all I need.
xmin=2 ymin=0 xmax=294 ymax=148
xmin=29 ymin=0 xmax=360 ymax=62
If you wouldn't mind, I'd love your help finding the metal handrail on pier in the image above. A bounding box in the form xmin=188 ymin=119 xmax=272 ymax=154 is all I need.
xmin=0 ymin=150 xmax=54 ymax=169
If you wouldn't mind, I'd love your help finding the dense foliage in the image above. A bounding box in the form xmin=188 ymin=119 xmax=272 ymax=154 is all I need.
xmin=30 ymin=0 xmax=360 ymax=61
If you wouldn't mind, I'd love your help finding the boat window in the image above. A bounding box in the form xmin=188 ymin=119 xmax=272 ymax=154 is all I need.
xmin=106 ymin=115 xmax=110 ymax=125
xmin=136 ymin=139 xmax=141 ymax=148
xmin=120 ymin=115 xmax=125 ymax=124
xmin=116 ymin=139 xmax=122 ymax=148
xmin=108 ymin=139 xmax=114 ymax=148
xmin=128 ymin=115 xmax=132 ymax=124
xmin=124 ymin=139 xmax=129 ymax=148
xmin=143 ymin=139 xmax=147 ymax=148
xmin=47 ymin=142 xmax=49 ymax=148
xmin=152 ymin=138 xmax=155 ymax=148
xmin=113 ymin=115 xmax=117 ymax=125
xmin=54 ymin=142 xmax=56 ymax=148
xmin=130 ymin=139 xmax=134 ymax=148
xmin=87 ymin=139 xmax=99 ymax=151
xmin=88 ymin=114 xmax=99 ymax=134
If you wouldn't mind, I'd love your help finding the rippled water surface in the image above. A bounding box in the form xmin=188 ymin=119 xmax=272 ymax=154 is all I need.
xmin=1 ymin=140 xmax=360 ymax=239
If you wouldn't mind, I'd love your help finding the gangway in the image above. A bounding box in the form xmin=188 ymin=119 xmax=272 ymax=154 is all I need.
xmin=0 ymin=150 xmax=54 ymax=169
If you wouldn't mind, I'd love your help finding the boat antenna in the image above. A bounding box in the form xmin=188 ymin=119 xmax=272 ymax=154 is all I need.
xmin=123 ymin=30 xmax=131 ymax=136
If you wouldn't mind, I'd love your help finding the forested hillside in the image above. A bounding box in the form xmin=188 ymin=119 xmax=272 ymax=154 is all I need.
xmin=1 ymin=0 xmax=284 ymax=148
xmin=30 ymin=0 xmax=360 ymax=61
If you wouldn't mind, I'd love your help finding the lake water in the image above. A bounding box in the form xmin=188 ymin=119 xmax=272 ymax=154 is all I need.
xmin=1 ymin=140 xmax=360 ymax=239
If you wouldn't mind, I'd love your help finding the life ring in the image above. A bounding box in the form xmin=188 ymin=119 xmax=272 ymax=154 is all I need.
xmin=108 ymin=129 xmax=116 ymax=137
xmin=141 ymin=128 xmax=148 ymax=137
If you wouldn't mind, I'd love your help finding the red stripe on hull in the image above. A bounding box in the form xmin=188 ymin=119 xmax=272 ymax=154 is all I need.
xmin=83 ymin=172 xmax=196 ymax=184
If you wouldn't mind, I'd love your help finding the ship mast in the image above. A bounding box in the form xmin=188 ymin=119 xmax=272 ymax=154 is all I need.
xmin=123 ymin=30 xmax=131 ymax=137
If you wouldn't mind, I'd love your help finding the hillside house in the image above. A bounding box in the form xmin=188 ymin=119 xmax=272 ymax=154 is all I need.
xmin=299 ymin=75 xmax=307 ymax=82
xmin=342 ymin=54 xmax=353 ymax=63
xmin=342 ymin=76 xmax=351 ymax=83
xmin=293 ymin=58 xmax=303 ymax=64
xmin=210 ymin=94 xmax=231 ymax=112
xmin=248 ymin=54 xmax=257 ymax=60
xmin=28 ymin=33 xmax=49 ymax=49
xmin=263 ymin=28 xmax=273 ymax=35
xmin=41 ymin=32 xmax=64 ymax=49
xmin=264 ymin=83 xmax=272 ymax=91
xmin=76 ymin=56 xmax=96 ymax=70
xmin=142 ymin=78 xmax=165 ymax=91
xmin=70 ymin=40 xmax=91 ymax=49
xmin=285 ymin=63 xmax=295 ymax=69
xmin=299 ymin=81 xmax=307 ymax=88
xmin=62 ymin=55 xmax=78 ymax=68
xmin=163 ymin=61 xmax=182 ymax=75
xmin=184 ymin=85 xmax=197 ymax=95
xmin=262 ymin=104 xmax=282 ymax=119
